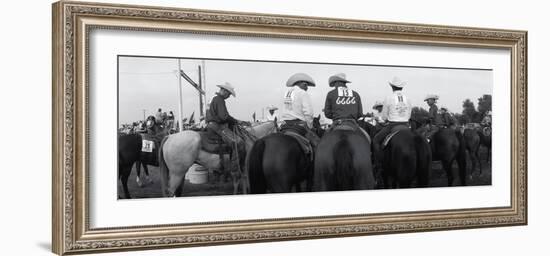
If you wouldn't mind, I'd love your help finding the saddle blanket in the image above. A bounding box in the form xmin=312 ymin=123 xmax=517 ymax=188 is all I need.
xmin=283 ymin=131 xmax=314 ymax=161
xmin=141 ymin=140 xmax=155 ymax=153
xmin=332 ymin=121 xmax=371 ymax=145
xmin=382 ymin=125 xmax=410 ymax=148
xmin=199 ymin=131 xmax=232 ymax=154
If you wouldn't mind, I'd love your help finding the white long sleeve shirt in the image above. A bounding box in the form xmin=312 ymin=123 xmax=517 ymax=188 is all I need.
xmin=265 ymin=112 xmax=278 ymax=122
xmin=281 ymin=86 xmax=314 ymax=127
xmin=381 ymin=91 xmax=412 ymax=122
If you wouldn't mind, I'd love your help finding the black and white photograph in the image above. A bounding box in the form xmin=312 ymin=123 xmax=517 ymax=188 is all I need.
xmin=117 ymin=56 xmax=493 ymax=199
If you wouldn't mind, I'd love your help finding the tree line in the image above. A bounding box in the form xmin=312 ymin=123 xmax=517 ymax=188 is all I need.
xmin=409 ymin=94 xmax=492 ymax=125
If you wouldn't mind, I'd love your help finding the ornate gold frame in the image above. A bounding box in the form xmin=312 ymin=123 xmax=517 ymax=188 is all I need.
xmin=52 ymin=1 xmax=527 ymax=255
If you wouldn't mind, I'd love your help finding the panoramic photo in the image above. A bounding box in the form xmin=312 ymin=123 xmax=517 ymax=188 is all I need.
xmin=117 ymin=56 xmax=492 ymax=199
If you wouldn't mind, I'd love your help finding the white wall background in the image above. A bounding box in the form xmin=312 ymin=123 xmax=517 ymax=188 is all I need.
xmin=0 ymin=0 xmax=545 ymax=255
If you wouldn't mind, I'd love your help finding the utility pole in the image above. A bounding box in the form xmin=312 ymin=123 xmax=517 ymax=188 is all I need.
xmin=202 ymin=60 xmax=207 ymax=113
xmin=177 ymin=59 xmax=184 ymax=132
xmin=142 ymin=109 xmax=146 ymax=121
xmin=198 ymin=65 xmax=204 ymax=117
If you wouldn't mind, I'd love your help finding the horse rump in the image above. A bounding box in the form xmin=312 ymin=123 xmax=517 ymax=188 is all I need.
xmin=247 ymin=138 xmax=267 ymax=193
xmin=414 ymin=133 xmax=431 ymax=187
xmin=158 ymin=135 xmax=171 ymax=197
xmin=455 ymin=129 xmax=468 ymax=185
xmin=315 ymin=131 xmax=373 ymax=191
xmin=332 ymin=137 xmax=355 ymax=190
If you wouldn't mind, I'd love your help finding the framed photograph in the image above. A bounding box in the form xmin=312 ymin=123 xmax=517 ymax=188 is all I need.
xmin=52 ymin=1 xmax=527 ymax=255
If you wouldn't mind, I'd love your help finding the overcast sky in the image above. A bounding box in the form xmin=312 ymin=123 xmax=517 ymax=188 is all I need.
xmin=118 ymin=56 xmax=492 ymax=125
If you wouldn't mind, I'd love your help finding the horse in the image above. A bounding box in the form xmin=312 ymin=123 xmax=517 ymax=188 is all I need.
xmin=117 ymin=117 xmax=171 ymax=198
xmin=361 ymin=121 xmax=431 ymax=189
xmin=415 ymin=124 xmax=467 ymax=186
xmin=477 ymin=127 xmax=492 ymax=163
xmin=463 ymin=128 xmax=483 ymax=176
xmin=312 ymin=115 xmax=325 ymax=138
xmin=158 ymin=121 xmax=276 ymax=197
xmin=118 ymin=133 xmax=141 ymax=199
xmin=247 ymin=132 xmax=313 ymax=193
xmin=314 ymin=121 xmax=375 ymax=191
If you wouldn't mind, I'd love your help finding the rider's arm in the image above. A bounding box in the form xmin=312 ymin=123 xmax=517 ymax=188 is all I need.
xmin=323 ymin=92 xmax=333 ymax=120
xmin=212 ymin=96 xmax=237 ymax=124
xmin=301 ymin=91 xmax=315 ymax=128
xmin=427 ymin=105 xmax=438 ymax=124
xmin=354 ymin=91 xmax=364 ymax=119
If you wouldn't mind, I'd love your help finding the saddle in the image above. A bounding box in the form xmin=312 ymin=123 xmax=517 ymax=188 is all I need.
xmin=382 ymin=124 xmax=410 ymax=148
xmin=199 ymin=130 xmax=232 ymax=154
xmin=280 ymin=125 xmax=314 ymax=160
xmin=331 ymin=119 xmax=371 ymax=145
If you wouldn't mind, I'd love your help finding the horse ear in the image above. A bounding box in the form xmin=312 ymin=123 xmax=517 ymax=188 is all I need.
xmin=317 ymin=114 xmax=321 ymax=119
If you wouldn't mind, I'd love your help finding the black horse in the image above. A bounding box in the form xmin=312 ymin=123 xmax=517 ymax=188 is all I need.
xmin=463 ymin=128 xmax=483 ymax=176
xmin=430 ymin=128 xmax=468 ymax=186
xmin=247 ymin=133 xmax=313 ymax=193
xmin=314 ymin=125 xmax=375 ymax=191
xmin=477 ymin=128 xmax=492 ymax=163
xmin=312 ymin=115 xmax=325 ymax=138
xmin=118 ymin=133 xmax=142 ymax=199
xmin=118 ymin=116 xmax=170 ymax=198
xmin=361 ymin=121 xmax=431 ymax=189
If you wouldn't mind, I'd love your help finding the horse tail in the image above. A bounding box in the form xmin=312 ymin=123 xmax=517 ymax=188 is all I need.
xmin=414 ymin=133 xmax=431 ymax=187
xmin=333 ymin=137 xmax=354 ymax=190
xmin=248 ymin=139 xmax=267 ymax=193
xmin=455 ymin=130 xmax=468 ymax=185
xmin=158 ymin=136 xmax=170 ymax=197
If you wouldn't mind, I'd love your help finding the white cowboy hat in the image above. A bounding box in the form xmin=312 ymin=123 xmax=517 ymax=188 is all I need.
xmin=328 ymin=73 xmax=351 ymax=86
xmin=286 ymin=73 xmax=316 ymax=87
xmin=216 ymin=82 xmax=236 ymax=97
xmin=424 ymin=94 xmax=439 ymax=101
xmin=267 ymin=105 xmax=278 ymax=111
xmin=372 ymin=101 xmax=384 ymax=109
xmin=389 ymin=76 xmax=406 ymax=88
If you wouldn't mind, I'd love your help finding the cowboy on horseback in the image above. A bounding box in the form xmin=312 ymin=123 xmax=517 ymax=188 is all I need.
xmin=280 ymin=73 xmax=320 ymax=147
xmin=205 ymin=82 xmax=247 ymax=170
xmin=424 ymin=94 xmax=443 ymax=142
xmin=323 ymin=73 xmax=370 ymax=140
xmin=372 ymin=101 xmax=386 ymax=126
xmin=265 ymin=105 xmax=279 ymax=122
xmin=439 ymin=107 xmax=457 ymax=129
xmin=372 ymin=77 xmax=412 ymax=163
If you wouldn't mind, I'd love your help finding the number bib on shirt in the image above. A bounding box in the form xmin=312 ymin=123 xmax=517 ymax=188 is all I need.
xmin=336 ymin=87 xmax=356 ymax=105
xmin=141 ymin=140 xmax=154 ymax=153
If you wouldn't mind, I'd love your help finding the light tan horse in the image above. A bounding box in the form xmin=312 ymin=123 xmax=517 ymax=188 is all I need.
xmin=159 ymin=122 xmax=276 ymax=197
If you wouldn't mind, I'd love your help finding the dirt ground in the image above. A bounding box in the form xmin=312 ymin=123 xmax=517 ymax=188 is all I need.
xmin=118 ymin=147 xmax=492 ymax=199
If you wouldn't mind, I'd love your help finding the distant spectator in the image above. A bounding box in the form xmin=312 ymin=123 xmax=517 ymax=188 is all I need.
xmin=155 ymin=108 xmax=163 ymax=124
xmin=166 ymin=111 xmax=175 ymax=129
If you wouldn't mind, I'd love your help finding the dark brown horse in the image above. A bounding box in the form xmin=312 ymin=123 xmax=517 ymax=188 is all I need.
xmin=118 ymin=133 xmax=141 ymax=199
xmin=247 ymin=133 xmax=313 ymax=193
xmin=314 ymin=126 xmax=375 ymax=191
xmin=312 ymin=115 xmax=325 ymax=138
xmin=477 ymin=128 xmax=492 ymax=163
xmin=463 ymin=128 xmax=483 ymax=176
xmin=430 ymin=128 xmax=468 ymax=186
xmin=361 ymin=121 xmax=431 ymax=189
xmin=118 ymin=116 xmax=170 ymax=198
